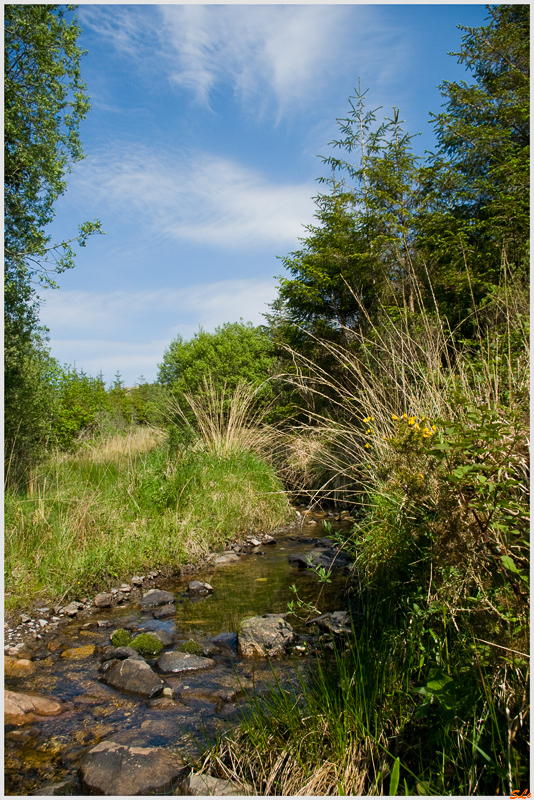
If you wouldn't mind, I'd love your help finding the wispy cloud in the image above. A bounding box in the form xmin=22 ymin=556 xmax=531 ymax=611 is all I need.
xmin=65 ymin=144 xmax=316 ymax=249
xmin=80 ymin=5 xmax=365 ymax=118
xmin=41 ymin=278 xmax=279 ymax=383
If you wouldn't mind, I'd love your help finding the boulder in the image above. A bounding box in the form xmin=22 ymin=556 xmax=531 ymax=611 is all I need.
xmin=102 ymin=658 xmax=166 ymax=697
xmin=149 ymin=629 xmax=175 ymax=647
xmin=188 ymin=580 xmax=213 ymax=595
xmin=4 ymin=690 xmax=66 ymax=725
xmin=156 ymin=651 xmax=216 ymax=674
xmin=79 ymin=740 xmax=186 ymax=796
xmin=237 ymin=614 xmax=296 ymax=658
xmin=214 ymin=553 xmax=240 ymax=565
xmin=139 ymin=589 xmax=175 ymax=608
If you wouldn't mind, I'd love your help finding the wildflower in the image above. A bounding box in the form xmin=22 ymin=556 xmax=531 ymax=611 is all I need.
xmin=364 ymin=443 xmax=371 ymax=449
xmin=422 ymin=428 xmax=432 ymax=437
xmin=418 ymin=474 xmax=424 ymax=479
xmin=432 ymin=425 xmax=436 ymax=431
xmin=366 ymin=429 xmax=371 ymax=434
xmin=402 ymin=413 xmax=408 ymax=420
xmin=392 ymin=414 xmax=399 ymax=420
xmin=363 ymin=416 xmax=371 ymax=422
xmin=408 ymin=417 xmax=416 ymax=426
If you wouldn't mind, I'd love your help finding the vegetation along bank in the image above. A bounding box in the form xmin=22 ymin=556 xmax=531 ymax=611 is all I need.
xmin=4 ymin=4 xmax=530 ymax=796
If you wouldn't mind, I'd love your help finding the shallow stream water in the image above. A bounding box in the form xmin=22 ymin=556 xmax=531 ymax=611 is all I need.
xmin=5 ymin=514 xmax=354 ymax=795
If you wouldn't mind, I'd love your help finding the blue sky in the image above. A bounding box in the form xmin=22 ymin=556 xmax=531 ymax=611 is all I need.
xmin=40 ymin=2 xmax=489 ymax=386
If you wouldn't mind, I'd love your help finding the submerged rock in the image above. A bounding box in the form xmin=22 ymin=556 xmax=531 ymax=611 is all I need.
xmin=152 ymin=603 xmax=176 ymax=619
xmin=288 ymin=548 xmax=352 ymax=571
xmin=237 ymin=614 xmax=296 ymax=658
xmin=80 ymin=740 xmax=186 ymax=796
xmin=156 ymin=651 xmax=216 ymax=674
xmin=188 ymin=580 xmax=213 ymax=595
xmin=4 ymin=690 xmax=67 ymax=725
xmin=4 ymin=656 xmax=35 ymax=677
xmin=102 ymin=658 xmax=166 ymax=697
xmin=60 ymin=644 xmax=95 ymax=659
xmin=307 ymin=611 xmax=352 ymax=636
xmin=139 ymin=589 xmax=175 ymax=608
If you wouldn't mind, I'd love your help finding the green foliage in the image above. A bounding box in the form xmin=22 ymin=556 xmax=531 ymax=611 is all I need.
xmin=52 ymin=366 xmax=110 ymax=448
xmin=157 ymin=321 xmax=275 ymax=410
xmin=130 ymin=633 xmax=163 ymax=656
xmin=4 ymin=4 xmax=102 ymax=484
xmin=111 ymin=629 xmax=133 ymax=648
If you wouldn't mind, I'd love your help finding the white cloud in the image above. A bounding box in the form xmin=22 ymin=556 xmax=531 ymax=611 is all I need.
xmin=41 ymin=278 xmax=280 ymax=384
xmin=65 ymin=144 xmax=316 ymax=249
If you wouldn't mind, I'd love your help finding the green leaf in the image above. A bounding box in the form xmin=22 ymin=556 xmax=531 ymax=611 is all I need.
xmin=501 ymin=555 xmax=521 ymax=574
xmin=389 ymin=758 xmax=400 ymax=796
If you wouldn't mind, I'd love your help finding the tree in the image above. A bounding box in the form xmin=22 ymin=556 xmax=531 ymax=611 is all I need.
xmin=158 ymin=321 xmax=276 ymax=403
xmin=4 ymin=4 xmax=101 ymax=484
xmin=418 ymin=4 xmax=530 ymax=326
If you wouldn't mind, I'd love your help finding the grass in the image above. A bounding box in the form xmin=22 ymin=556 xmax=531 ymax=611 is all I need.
xmin=5 ymin=420 xmax=291 ymax=613
xmin=201 ymin=602 xmax=530 ymax=796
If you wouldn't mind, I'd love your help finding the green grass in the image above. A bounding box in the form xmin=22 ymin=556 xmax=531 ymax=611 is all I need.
xmin=4 ymin=432 xmax=291 ymax=612
xmin=202 ymin=601 xmax=530 ymax=796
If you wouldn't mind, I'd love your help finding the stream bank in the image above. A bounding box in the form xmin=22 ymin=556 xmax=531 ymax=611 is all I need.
xmin=5 ymin=509 xmax=356 ymax=795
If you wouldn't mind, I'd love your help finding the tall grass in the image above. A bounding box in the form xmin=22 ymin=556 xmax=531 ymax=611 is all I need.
xmin=5 ymin=398 xmax=292 ymax=612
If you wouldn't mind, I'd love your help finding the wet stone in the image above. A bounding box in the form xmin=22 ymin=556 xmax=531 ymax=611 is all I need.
xmin=152 ymin=603 xmax=176 ymax=619
xmin=62 ymin=601 xmax=84 ymax=617
xmin=102 ymin=658 xmax=166 ymax=697
xmin=139 ymin=589 xmax=175 ymax=608
xmin=238 ymin=614 xmax=296 ymax=658
xmin=101 ymin=646 xmax=145 ymax=661
xmin=94 ymin=592 xmax=113 ymax=608
xmin=156 ymin=651 xmax=216 ymax=674
xmin=30 ymin=776 xmax=79 ymax=795
xmin=80 ymin=740 xmax=187 ymax=796
xmin=188 ymin=580 xmax=213 ymax=595
xmin=4 ymin=656 xmax=36 ymax=677
xmin=214 ymin=552 xmax=241 ymax=565
xmin=60 ymin=644 xmax=95 ymax=659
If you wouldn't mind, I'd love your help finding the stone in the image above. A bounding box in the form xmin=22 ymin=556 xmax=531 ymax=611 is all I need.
xmin=307 ymin=611 xmax=352 ymax=636
xmin=288 ymin=548 xmax=352 ymax=571
xmin=152 ymin=603 xmax=176 ymax=619
xmin=130 ymin=633 xmax=164 ymax=656
xmin=4 ymin=690 xmax=66 ymax=725
xmin=36 ymin=607 xmax=50 ymax=616
xmin=30 ymin=776 xmax=78 ymax=795
xmin=185 ymin=772 xmax=251 ymax=796
xmin=80 ymin=740 xmax=186 ymax=796
xmin=4 ymin=656 xmax=36 ymax=677
xmin=139 ymin=588 xmax=175 ymax=608
xmin=262 ymin=535 xmax=276 ymax=545
xmin=131 ymin=576 xmax=144 ymax=586
xmin=94 ymin=592 xmax=113 ymax=608
xmin=120 ymin=584 xmax=131 ymax=592
xmin=214 ymin=553 xmax=241 ymax=565
xmin=20 ymin=614 xmax=32 ymax=624
xmin=102 ymin=658 xmax=166 ymax=697
xmin=188 ymin=580 xmax=213 ymax=595
xmin=247 ymin=537 xmax=262 ymax=547
xmin=101 ymin=646 xmax=144 ymax=662
xmin=60 ymin=644 xmax=96 ymax=659
xmin=149 ymin=629 xmax=175 ymax=647
xmin=237 ymin=614 xmax=296 ymax=658
xmin=62 ymin=601 xmax=84 ymax=617
xmin=156 ymin=651 xmax=216 ymax=674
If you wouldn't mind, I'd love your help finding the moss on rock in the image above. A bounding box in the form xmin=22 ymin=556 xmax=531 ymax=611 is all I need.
xmin=130 ymin=633 xmax=163 ymax=656
xmin=111 ymin=629 xmax=132 ymax=647
xmin=177 ymin=639 xmax=204 ymax=656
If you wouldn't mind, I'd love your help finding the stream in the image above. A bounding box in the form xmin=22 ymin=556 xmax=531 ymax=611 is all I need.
xmin=5 ymin=511 xmax=355 ymax=796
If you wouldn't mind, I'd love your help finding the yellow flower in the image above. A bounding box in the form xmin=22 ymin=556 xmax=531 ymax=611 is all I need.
xmin=364 ymin=443 xmax=371 ymax=448
xmin=366 ymin=429 xmax=371 ymax=434
xmin=422 ymin=428 xmax=432 ymax=437
xmin=402 ymin=413 xmax=408 ymax=420
xmin=432 ymin=425 xmax=436 ymax=431
xmin=392 ymin=414 xmax=399 ymax=420
xmin=363 ymin=416 xmax=371 ymax=422
xmin=408 ymin=417 xmax=416 ymax=426
xmin=418 ymin=474 xmax=424 ymax=479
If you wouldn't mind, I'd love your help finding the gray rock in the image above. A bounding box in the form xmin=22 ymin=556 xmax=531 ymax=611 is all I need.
xmin=184 ymin=772 xmax=251 ymax=796
xmin=262 ymin=535 xmax=276 ymax=545
xmin=237 ymin=614 xmax=296 ymax=658
xmin=94 ymin=592 xmax=113 ymax=608
xmin=188 ymin=580 xmax=213 ymax=595
xmin=102 ymin=658 xmax=166 ymax=697
xmin=149 ymin=629 xmax=175 ymax=647
xmin=156 ymin=651 xmax=216 ymax=674
xmin=139 ymin=589 xmax=175 ymax=608
xmin=131 ymin=576 xmax=144 ymax=586
xmin=101 ymin=646 xmax=144 ymax=662
xmin=307 ymin=610 xmax=352 ymax=636
xmin=152 ymin=603 xmax=176 ymax=619
xmin=288 ymin=548 xmax=352 ymax=571
xmin=62 ymin=601 xmax=84 ymax=617
xmin=80 ymin=740 xmax=186 ymax=796
xmin=214 ymin=553 xmax=241 ymax=565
